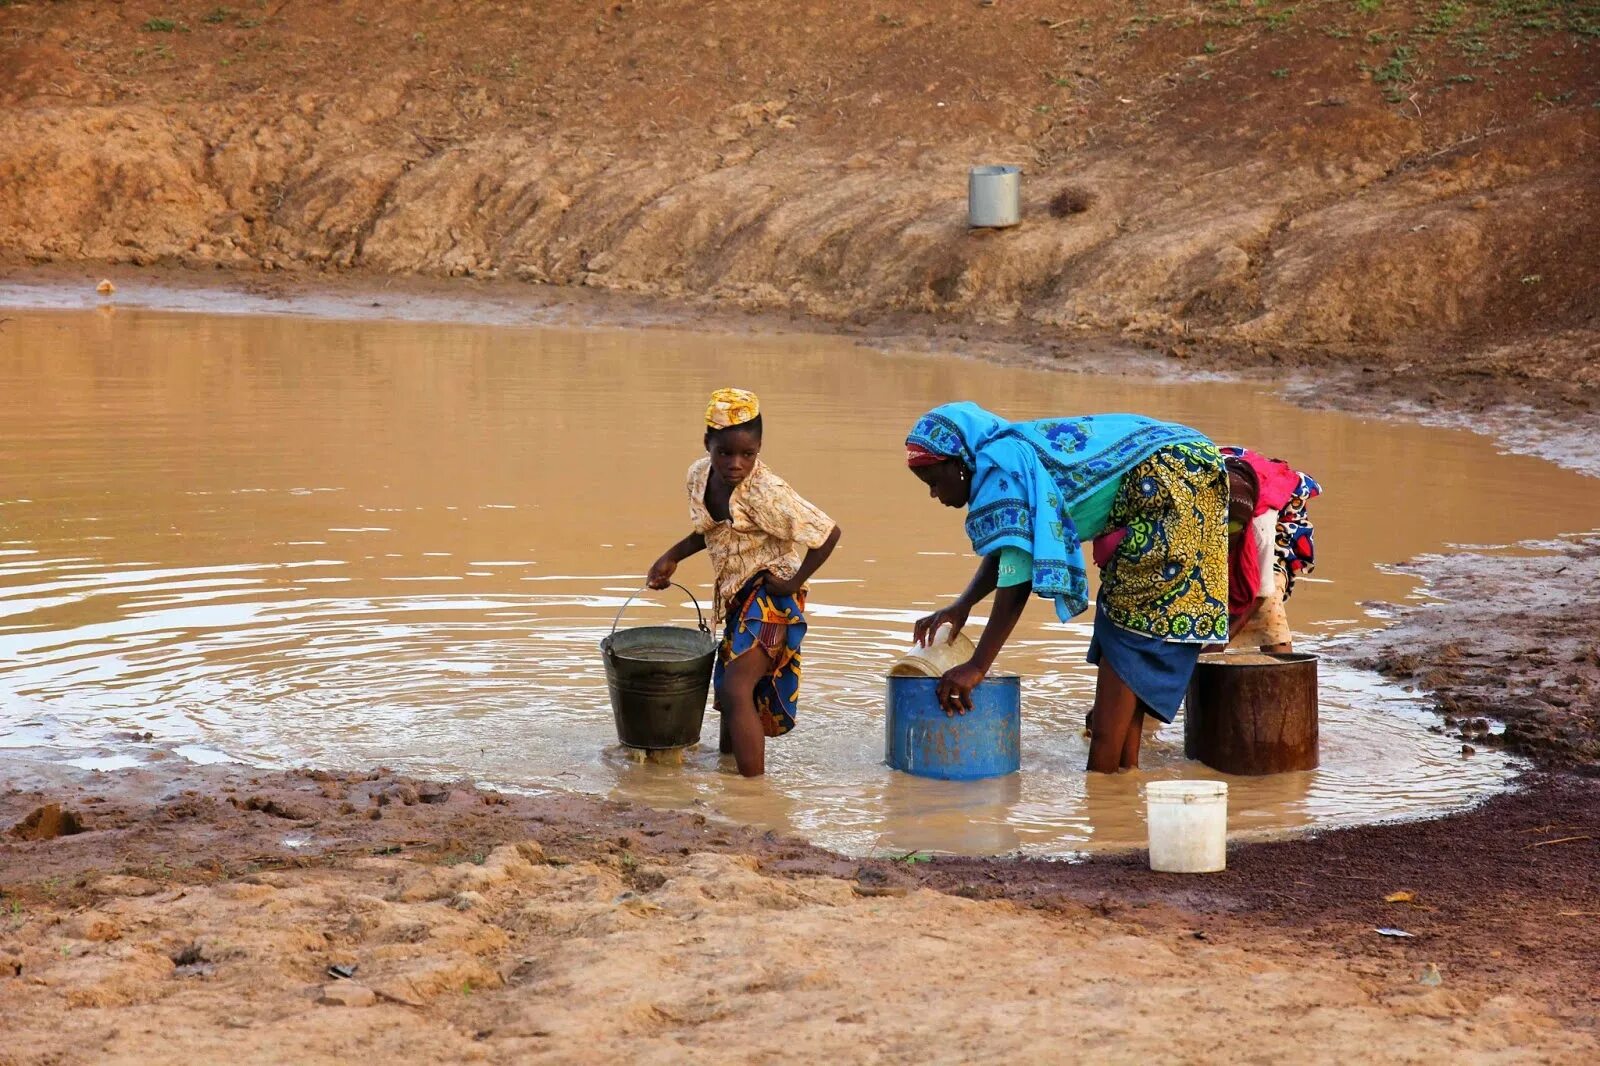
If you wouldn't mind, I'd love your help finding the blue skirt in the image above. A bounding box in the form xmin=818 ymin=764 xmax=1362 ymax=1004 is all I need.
xmin=1086 ymin=609 xmax=1202 ymax=723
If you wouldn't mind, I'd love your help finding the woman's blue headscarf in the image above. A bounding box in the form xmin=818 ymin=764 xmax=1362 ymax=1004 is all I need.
xmin=906 ymin=402 xmax=1207 ymax=620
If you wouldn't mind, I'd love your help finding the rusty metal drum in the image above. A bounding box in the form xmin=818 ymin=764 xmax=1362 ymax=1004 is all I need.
xmin=1185 ymin=652 xmax=1319 ymax=775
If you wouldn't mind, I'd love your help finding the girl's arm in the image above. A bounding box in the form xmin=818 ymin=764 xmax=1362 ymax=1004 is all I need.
xmin=647 ymin=532 xmax=706 ymax=589
xmin=913 ymin=553 xmax=1000 ymax=647
xmin=763 ymin=525 xmax=841 ymax=597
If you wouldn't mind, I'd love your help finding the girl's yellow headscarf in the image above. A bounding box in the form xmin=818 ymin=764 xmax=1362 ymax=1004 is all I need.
xmin=705 ymin=388 xmax=760 ymax=430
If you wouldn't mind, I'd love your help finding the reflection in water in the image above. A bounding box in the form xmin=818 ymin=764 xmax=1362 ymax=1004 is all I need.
xmin=875 ymin=772 xmax=1029 ymax=857
xmin=0 ymin=305 xmax=1594 ymax=854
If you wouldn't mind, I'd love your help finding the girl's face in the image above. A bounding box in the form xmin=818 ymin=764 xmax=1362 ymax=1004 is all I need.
xmin=913 ymin=461 xmax=969 ymax=508
xmin=707 ymin=426 xmax=762 ymax=487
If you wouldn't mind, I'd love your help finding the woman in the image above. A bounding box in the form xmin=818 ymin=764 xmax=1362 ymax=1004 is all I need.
xmin=1221 ymin=446 xmax=1321 ymax=654
xmin=905 ymin=402 xmax=1229 ymax=773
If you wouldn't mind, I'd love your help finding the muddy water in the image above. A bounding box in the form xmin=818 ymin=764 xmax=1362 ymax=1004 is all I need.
xmin=1 ymin=301 xmax=1595 ymax=855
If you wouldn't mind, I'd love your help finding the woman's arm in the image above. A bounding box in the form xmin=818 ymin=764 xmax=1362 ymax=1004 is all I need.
xmin=913 ymin=553 xmax=1000 ymax=647
xmin=1233 ymin=596 xmax=1265 ymax=637
xmin=936 ymin=581 xmax=1029 ymax=714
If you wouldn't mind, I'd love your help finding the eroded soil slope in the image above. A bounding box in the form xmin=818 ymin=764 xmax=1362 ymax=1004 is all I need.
xmin=3 ymin=1 xmax=1597 ymax=408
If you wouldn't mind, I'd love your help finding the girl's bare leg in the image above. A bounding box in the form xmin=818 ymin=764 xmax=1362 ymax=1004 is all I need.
xmin=715 ymin=644 xmax=774 ymax=777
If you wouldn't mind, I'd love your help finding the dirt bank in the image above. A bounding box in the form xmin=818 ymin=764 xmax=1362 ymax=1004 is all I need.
xmin=2 ymin=1 xmax=1597 ymax=419
xmin=2 ymin=755 xmax=1596 ymax=1064
xmin=1349 ymin=535 xmax=1600 ymax=772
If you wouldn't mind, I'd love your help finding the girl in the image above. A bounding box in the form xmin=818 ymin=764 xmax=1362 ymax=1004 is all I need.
xmin=906 ymin=402 xmax=1228 ymax=774
xmin=647 ymin=388 xmax=841 ymax=777
xmin=1222 ymin=446 xmax=1322 ymax=653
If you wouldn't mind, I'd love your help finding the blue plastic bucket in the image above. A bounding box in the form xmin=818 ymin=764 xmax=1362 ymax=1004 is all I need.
xmin=884 ymin=674 xmax=1022 ymax=780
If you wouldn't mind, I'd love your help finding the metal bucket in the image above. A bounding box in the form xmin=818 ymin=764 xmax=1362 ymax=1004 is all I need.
xmin=885 ymin=674 xmax=1022 ymax=780
xmin=600 ymin=584 xmax=716 ymax=750
xmin=1185 ymin=652 xmax=1319 ymax=775
xmin=968 ymin=164 xmax=1021 ymax=228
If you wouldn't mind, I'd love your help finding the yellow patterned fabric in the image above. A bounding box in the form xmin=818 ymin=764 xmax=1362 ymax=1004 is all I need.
xmin=1096 ymin=441 xmax=1230 ymax=643
xmin=705 ymin=387 xmax=761 ymax=430
xmin=687 ymin=458 xmax=835 ymax=618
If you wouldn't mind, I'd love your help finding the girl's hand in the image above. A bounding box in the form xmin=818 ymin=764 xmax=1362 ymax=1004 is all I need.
xmin=646 ymin=554 xmax=678 ymax=590
xmin=761 ymin=571 xmax=802 ymax=598
xmin=936 ymin=660 xmax=986 ymax=716
xmin=914 ymin=602 xmax=972 ymax=647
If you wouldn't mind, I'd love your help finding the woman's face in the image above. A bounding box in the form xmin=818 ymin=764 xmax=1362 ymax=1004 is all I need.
xmin=913 ymin=461 xmax=970 ymax=508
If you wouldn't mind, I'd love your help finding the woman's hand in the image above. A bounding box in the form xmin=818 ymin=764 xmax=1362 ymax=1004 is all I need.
xmin=936 ymin=660 xmax=986 ymax=716
xmin=761 ymin=571 xmax=802 ymax=598
xmin=914 ymin=602 xmax=972 ymax=647
xmin=646 ymin=554 xmax=678 ymax=590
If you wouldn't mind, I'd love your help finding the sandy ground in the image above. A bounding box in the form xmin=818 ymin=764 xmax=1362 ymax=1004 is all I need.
xmin=2 ymin=757 xmax=1596 ymax=1065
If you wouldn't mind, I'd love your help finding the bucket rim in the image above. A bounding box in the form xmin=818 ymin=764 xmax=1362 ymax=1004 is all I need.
xmin=1146 ymin=780 xmax=1229 ymax=800
xmin=882 ymin=672 xmax=1022 ymax=683
xmin=1196 ymin=651 xmax=1318 ymax=666
xmin=602 ymin=625 xmax=717 ymax=644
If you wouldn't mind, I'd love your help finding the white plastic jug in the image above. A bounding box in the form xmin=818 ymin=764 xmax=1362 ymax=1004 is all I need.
xmin=888 ymin=624 xmax=976 ymax=678
xmin=1145 ymin=780 xmax=1228 ymax=873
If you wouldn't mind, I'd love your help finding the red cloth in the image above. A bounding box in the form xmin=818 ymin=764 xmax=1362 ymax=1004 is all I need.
xmin=1091 ymin=527 xmax=1127 ymax=568
xmin=1226 ymin=455 xmax=1266 ymax=626
xmin=1229 ymin=522 xmax=1262 ymax=626
xmin=905 ymin=442 xmax=948 ymax=468
xmin=1233 ymin=448 xmax=1300 ymax=515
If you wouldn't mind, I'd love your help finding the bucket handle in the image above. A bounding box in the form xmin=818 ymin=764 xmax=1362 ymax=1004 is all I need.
xmin=608 ymin=583 xmax=711 ymax=639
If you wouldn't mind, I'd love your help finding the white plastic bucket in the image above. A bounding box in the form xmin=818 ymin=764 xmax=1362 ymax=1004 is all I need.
xmin=1146 ymin=780 xmax=1228 ymax=873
